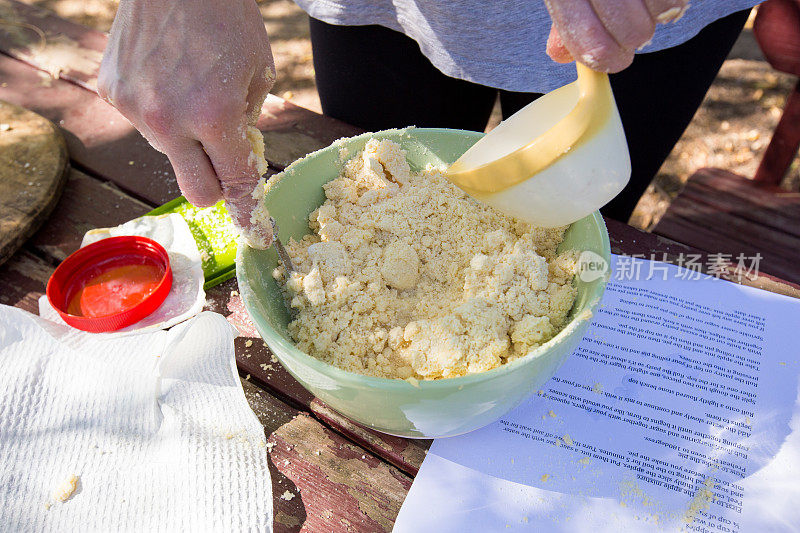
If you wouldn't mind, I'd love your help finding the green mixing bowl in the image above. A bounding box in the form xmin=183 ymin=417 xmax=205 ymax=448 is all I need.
xmin=237 ymin=128 xmax=610 ymax=439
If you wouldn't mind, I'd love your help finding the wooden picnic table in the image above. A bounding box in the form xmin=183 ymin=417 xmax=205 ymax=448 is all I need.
xmin=0 ymin=2 xmax=798 ymax=530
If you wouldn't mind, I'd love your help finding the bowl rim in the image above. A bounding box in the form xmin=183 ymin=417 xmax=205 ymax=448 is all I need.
xmin=237 ymin=127 xmax=611 ymax=391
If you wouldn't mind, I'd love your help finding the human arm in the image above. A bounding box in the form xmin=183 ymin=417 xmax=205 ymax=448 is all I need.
xmin=98 ymin=0 xmax=275 ymax=247
xmin=544 ymin=0 xmax=690 ymax=72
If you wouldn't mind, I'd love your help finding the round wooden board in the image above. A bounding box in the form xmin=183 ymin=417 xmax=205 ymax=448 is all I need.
xmin=0 ymin=99 xmax=69 ymax=266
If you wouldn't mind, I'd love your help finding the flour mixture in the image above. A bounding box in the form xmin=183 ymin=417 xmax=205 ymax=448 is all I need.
xmin=272 ymin=138 xmax=578 ymax=380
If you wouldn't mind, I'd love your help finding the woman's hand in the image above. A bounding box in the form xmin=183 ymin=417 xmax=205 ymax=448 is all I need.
xmin=98 ymin=0 xmax=275 ymax=243
xmin=545 ymin=0 xmax=689 ymax=72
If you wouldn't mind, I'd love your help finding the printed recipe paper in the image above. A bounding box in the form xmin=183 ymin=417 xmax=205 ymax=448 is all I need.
xmin=395 ymin=255 xmax=800 ymax=532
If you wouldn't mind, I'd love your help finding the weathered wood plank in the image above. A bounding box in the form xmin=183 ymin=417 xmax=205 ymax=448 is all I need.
xmin=681 ymin=172 xmax=800 ymax=239
xmin=0 ymin=0 xmax=105 ymax=90
xmin=651 ymin=209 xmax=770 ymax=261
xmin=239 ymin=378 xmax=308 ymax=533
xmin=606 ymin=216 xmax=693 ymax=258
xmin=0 ymin=248 xmax=51 ymax=312
xmin=652 ymin=210 xmax=800 ymax=286
xmin=310 ymin=399 xmax=429 ymax=477
xmin=269 ymin=410 xmax=412 ymax=532
xmin=668 ymin=195 xmax=800 ymax=254
xmin=236 ymin=335 xmax=317 ymax=411
xmin=753 ymin=0 xmax=800 ymax=77
xmin=245 ymin=378 xmax=417 ymax=533
xmin=0 ymin=53 xmax=180 ymax=204
xmin=621 ymin=213 xmax=800 ymax=293
xmin=650 ymin=171 xmax=800 ymax=286
xmin=259 ymin=96 xmax=363 ymax=170
xmin=29 ymin=168 xmax=151 ymax=261
xmin=692 ymin=168 xmax=800 ymax=218
xmin=754 ymin=79 xmax=800 ymax=184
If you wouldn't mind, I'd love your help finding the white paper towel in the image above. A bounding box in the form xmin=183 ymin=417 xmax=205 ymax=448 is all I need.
xmin=39 ymin=213 xmax=206 ymax=334
xmin=0 ymin=307 xmax=273 ymax=531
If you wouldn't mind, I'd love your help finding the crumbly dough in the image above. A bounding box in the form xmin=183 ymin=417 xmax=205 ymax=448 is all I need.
xmin=52 ymin=474 xmax=79 ymax=502
xmin=239 ymin=125 xmax=273 ymax=249
xmin=274 ymin=138 xmax=578 ymax=380
xmin=246 ymin=125 xmax=269 ymax=177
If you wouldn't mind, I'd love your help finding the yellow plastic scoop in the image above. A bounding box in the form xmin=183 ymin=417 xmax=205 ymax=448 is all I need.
xmin=446 ymin=63 xmax=631 ymax=227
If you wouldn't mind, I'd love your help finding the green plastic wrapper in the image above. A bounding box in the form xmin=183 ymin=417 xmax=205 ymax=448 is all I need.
xmin=147 ymin=197 xmax=239 ymax=290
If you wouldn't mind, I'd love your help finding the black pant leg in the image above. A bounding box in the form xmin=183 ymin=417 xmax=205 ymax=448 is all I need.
xmin=309 ymin=17 xmax=497 ymax=132
xmin=498 ymin=90 xmax=541 ymax=119
xmin=602 ymin=9 xmax=751 ymax=222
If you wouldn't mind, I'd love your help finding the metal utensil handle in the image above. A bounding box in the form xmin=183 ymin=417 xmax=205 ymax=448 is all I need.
xmin=270 ymin=217 xmax=295 ymax=273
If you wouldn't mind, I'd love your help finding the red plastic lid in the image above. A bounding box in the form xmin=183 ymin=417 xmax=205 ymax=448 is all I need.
xmin=47 ymin=236 xmax=172 ymax=332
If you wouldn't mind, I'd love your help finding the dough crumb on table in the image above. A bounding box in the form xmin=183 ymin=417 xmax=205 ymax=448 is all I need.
xmin=52 ymin=474 xmax=79 ymax=502
xmin=273 ymin=138 xmax=579 ymax=380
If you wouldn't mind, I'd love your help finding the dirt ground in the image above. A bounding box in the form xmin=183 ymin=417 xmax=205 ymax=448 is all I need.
xmin=14 ymin=0 xmax=800 ymax=231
